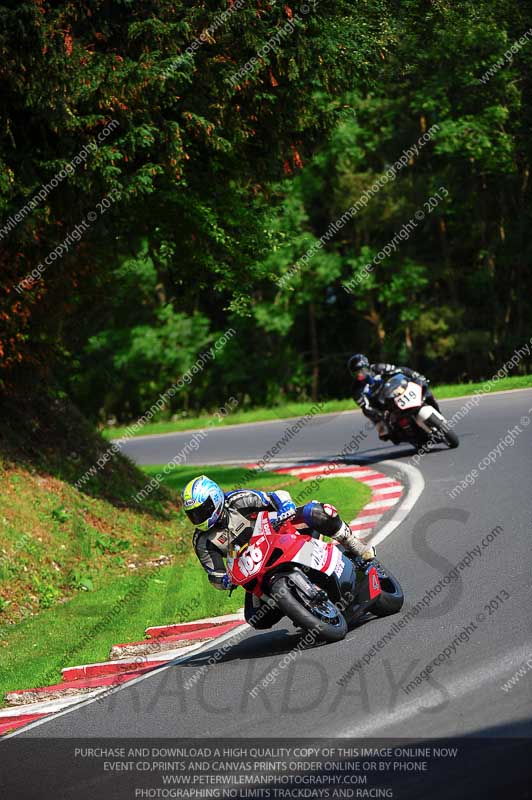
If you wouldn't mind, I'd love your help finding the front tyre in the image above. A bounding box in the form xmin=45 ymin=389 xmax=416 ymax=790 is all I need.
xmin=372 ymin=568 xmax=405 ymax=617
xmin=271 ymin=575 xmax=348 ymax=642
xmin=427 ymin=413 xmax=459 ymax=449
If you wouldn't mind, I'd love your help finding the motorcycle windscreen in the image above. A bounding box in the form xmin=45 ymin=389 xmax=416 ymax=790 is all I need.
xmin=382 ymin=374 xmax=408 ymax=399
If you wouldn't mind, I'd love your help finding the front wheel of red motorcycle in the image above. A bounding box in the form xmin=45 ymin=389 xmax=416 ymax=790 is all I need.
xmin=271 ymin=575 xmax=348 ymax=642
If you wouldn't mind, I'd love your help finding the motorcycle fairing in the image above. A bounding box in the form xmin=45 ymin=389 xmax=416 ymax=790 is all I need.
xmin=289 ymin=537 xmax=342 ymax=577
xmin=344 ymin=566 xmax=383 ymax=627
xmin=367 ymin=566 xmax=382 ymax=599
xmin=415 ymin=403 xmax=448 ymax=432
xmin=227 ymin=512 xmax=343 ymax=594
xmin=325 ymin=551 xmax=357 ymax=605
xmin=393 ymin=381 xmax=423 ymax=410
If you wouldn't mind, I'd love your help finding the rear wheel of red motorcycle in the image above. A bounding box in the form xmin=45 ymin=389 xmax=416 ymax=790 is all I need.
xmin=372 ymin=570 xmax=405 ymax=617
xmin=272 ymin=575 xmax=348 ymax=642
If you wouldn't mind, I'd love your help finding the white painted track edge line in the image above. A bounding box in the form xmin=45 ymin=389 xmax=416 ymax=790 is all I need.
xmin=5 ymin=462 xmax=425 ymax=737
xmin=1 ymin=623 xmax=250 ymax=739
xmin=0 ymin=691 xmax=106 ymax=719
xmin=111 ymin=386 xmax=532 ymax=443
xmin=275 ymin=461 xmax=416 ymax=548
xmin=364 ymin=460 xmax=425 ymax=548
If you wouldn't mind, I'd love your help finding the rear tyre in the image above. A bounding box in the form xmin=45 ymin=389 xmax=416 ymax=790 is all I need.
xmin=271 ymin=575 xmax=348 ymax=642
xmin=427 ymin=413 xmax=459 ymax=449
xmin=372 ymin=569 xmax=405 ymax=617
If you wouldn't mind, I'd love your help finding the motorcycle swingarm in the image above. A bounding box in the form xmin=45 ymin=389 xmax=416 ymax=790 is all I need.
xmin=348 ymin=598 xmax=378 ymax=627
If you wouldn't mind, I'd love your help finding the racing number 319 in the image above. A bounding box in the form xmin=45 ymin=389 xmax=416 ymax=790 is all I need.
xmin=396 ymin=386 xmax=419 ymax=408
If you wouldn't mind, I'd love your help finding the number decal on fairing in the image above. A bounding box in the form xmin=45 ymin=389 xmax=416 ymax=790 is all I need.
xmin=311 ymin=541 xmax=328 ymax=570
xmin=237 ymin=544 xmax=265 ymax=577
xmin=394 ymin=382 xmax=422 ymax=410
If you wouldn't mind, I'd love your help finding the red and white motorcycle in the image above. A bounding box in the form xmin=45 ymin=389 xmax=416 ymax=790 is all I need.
xmin=380 ymin=373 xmax=459 ymax=449
xmin=227 ymin=511 xmax=404 ymax=642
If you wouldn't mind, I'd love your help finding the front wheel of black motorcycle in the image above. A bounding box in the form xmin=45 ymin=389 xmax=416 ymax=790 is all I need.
xmin=371 ymin=569 xmax=405 ymax=617
xmin=271 ymin=575 xmax=348 ymax=642
xmin=427 ymin=413 xmax=459 ymax=449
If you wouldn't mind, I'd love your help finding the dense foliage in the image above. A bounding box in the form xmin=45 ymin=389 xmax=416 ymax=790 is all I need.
xmin=1 ymin=0 xmax=531 ymax=422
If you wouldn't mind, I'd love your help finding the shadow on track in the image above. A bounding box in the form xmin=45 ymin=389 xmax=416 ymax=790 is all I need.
xmin=179 ymin=614 xmax=376 ymax=670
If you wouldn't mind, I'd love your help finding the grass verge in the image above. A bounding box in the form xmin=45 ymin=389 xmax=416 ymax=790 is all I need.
xmin=0 ymin=463 xmax=370 ymax=702
xmin=102 ymin=374 xmax=532 ymax=439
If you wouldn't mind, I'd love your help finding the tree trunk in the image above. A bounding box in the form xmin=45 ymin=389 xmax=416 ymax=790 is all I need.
xmin=405 ymin=324 xmax=413 ymax=358
xmin=309 ymin=302 xmax=320 ymax=402
xmin=364 ymin=304 xmax=386 ymax=358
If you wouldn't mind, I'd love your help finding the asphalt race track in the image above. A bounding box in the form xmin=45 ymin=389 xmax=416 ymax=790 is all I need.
xmin=17 ymin=388 xmax=532 ymax=738
xmin=9 ymin=389 xmax=532 ymax=796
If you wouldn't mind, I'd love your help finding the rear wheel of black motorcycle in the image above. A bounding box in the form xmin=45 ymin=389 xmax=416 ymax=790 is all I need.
xmin=427 ymin=413 xmax=459 ymax=449
xmin=271 ymin=575 xmax=348 ymax=642
xmin=372 ymin=570 xmax=405 ymax=617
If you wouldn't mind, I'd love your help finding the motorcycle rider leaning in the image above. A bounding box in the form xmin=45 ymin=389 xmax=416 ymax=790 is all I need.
xmin=347 ymin=353 xmax=439 ymax=441
xmin=183 ymin=475 xmax=377 ymax=630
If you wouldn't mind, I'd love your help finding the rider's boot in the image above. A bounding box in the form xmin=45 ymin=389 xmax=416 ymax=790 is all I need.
xmin=300 ymin=502 xmax=380 ymax=567
xmin=333 ymin=522 xmax=376 ymax=561
xmin=333 ymin=523 xmax=387 ymax=577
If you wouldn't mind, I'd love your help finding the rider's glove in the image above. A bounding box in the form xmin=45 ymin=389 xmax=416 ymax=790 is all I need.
xmin=269 ymin=493 xmax=296 ymax=517
xmin=268 ymin=492 xmax=296 ymax=529
xmin=277 ymin=507 xmax=296 ymax=522
xmin=221 ymin=574 xmax=233 ymax=590
xmin=272 ymin=507 xmax=296 ymax=530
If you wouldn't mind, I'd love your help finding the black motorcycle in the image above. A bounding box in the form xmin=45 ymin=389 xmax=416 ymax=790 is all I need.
xmin=379 ymin=373 xmax=459 ymax=449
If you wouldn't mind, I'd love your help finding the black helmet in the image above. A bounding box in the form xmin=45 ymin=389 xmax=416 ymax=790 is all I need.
xmin=347 ymin=353 xmax=370 ymax=380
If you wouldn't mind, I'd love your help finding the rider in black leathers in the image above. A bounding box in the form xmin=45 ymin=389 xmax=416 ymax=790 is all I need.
xmin=348 ymin=354 xmax=439 ymax=441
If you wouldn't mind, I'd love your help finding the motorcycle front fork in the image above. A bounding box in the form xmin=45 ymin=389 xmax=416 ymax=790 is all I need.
xmin=415 ymin=404 xmax=446 ymax=432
